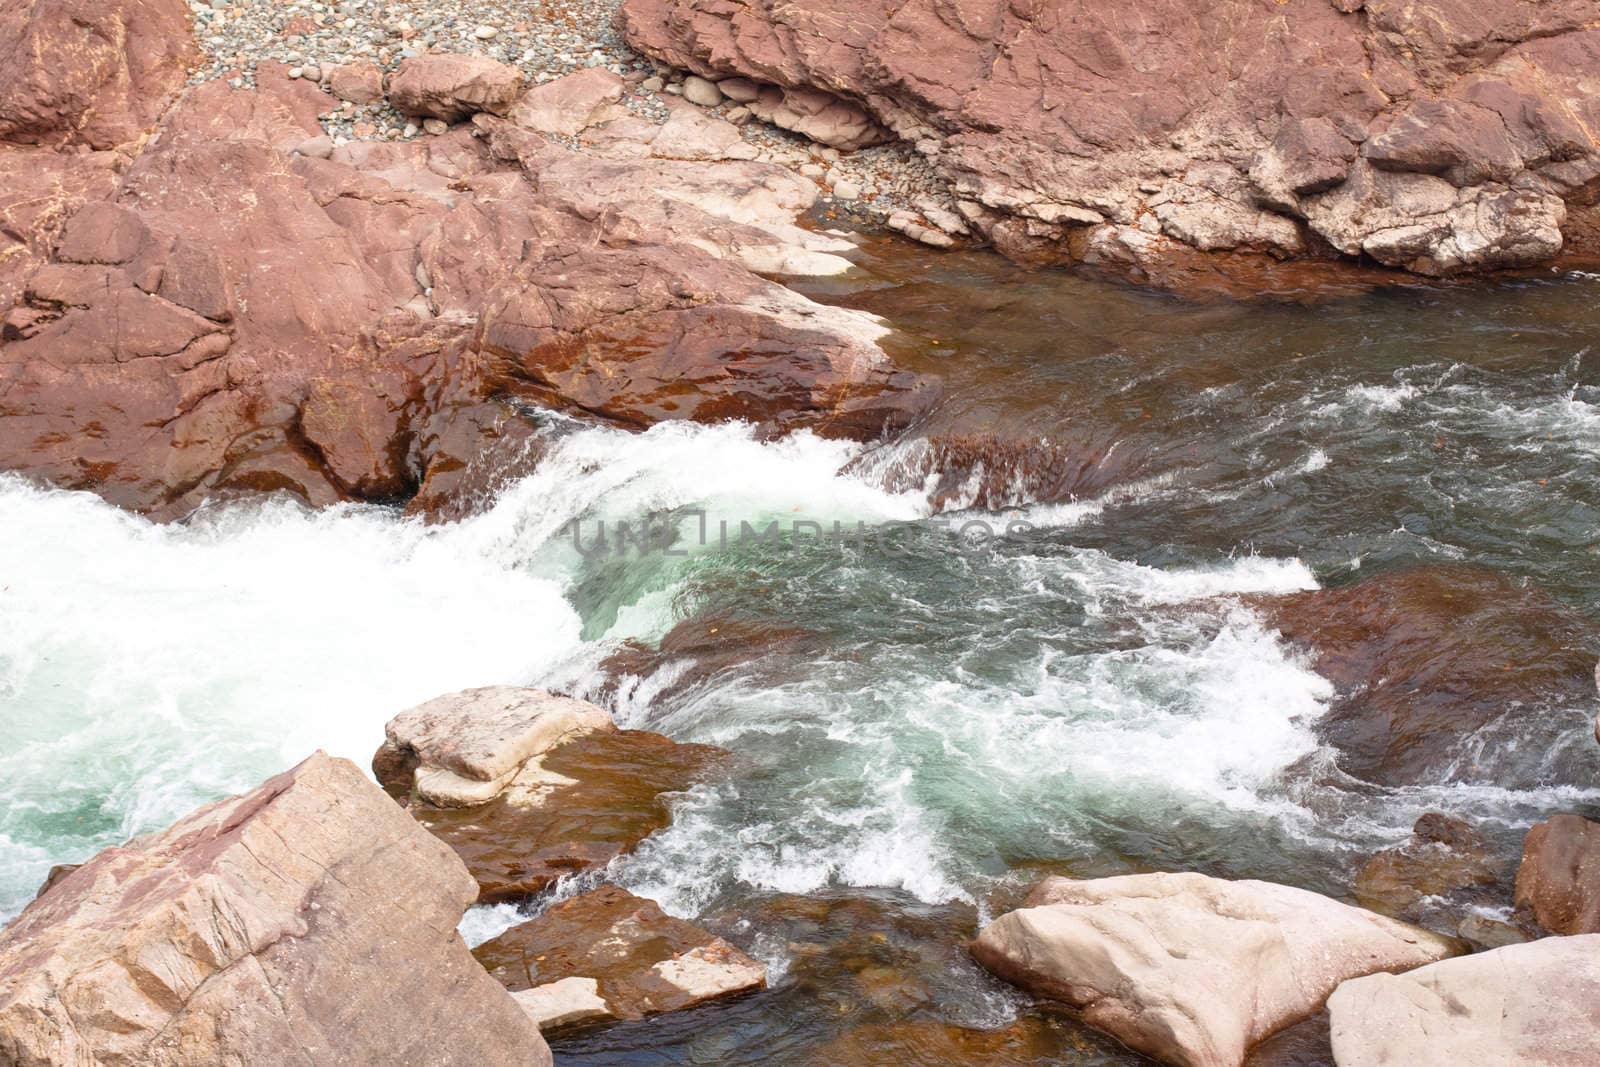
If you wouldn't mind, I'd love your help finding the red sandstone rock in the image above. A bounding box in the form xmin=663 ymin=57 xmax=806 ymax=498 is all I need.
xmin=1254 ymin=566 xmax=1598 ymax=787
xmin=0 ymin=0 xmax=197 ymax=150
xmin=0 ymin=57 xmax=932 ymax=517
xmin=388 ymin=54 xmax=524 ymax=121
xmin=475 ymin=885 xmax=766 ymax=1024
xmin=621 ymin=0 xmax=1600 ymax=280
xmin=1514 ymin=813 xmax=1600 ymax=934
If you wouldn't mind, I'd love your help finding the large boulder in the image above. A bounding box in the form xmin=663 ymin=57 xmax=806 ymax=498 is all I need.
xmin=0 ymin=0 xmax=197 ymax=149
xmin=1514 ymin=813 xmax=1600 ymax=934
xmin=1327 ymin=934 xmax=1600 ymax=1066
xmin=374 ymin=686 xmax=616 ymax=806
xmin=620 ymin=0 xmax=1600 ymax=281
xmin=375 ymin=688 xmax=729 ymax=903
xmin=969 ymin=872 xmax=1461 ymax=1067
xmin=475 ymin=884 xmax=766 ymax=1028
xmin=0 ymin=752 xmax=552 ymax=1066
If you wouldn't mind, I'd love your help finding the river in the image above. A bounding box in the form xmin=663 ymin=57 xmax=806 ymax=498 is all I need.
xmin=3 ymin=243 xmax=1598 ymax=1065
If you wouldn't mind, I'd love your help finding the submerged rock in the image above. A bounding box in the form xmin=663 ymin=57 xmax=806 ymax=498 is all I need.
xmin=970 ymin=872 xmax=1460 ymax=1067
xmin=0 ymin=752 xmax=552 ymax=1066
xmin=475 ymin=884 xmax=766 ymax=1028
xmin=1327 ymin=934 xmax=1600 ymax=1066
xmin=1254 ymin=566 xmax=1599 ymax=788
xmin=1352 ymin=812 xmax=1499 ymax=918
xmin=1514 ymin=813 xmax=1600 ymax=935
xmin=377 ymin=688 xmax=728 ymax=903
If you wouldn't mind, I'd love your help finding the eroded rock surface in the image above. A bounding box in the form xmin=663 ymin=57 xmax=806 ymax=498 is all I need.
xmin=970 ymin=872 xmax=1460 ymax=1067
xmin=1327 ymin=934 xmax=1600 ymax=1066
xmin=621 ymin=0 xmax=1600 ymax=279
xmin=0 ymin=752 xmax=552 ymax=1066
xmin=0 ymin=57 xmax=933 ymax=518
xmin=475 ymin=884 xmax=766 ymax=1027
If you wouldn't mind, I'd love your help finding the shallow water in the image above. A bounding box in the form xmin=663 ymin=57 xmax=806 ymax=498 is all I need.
xmin=3 ymin=247 xmax=1600 ymax=1064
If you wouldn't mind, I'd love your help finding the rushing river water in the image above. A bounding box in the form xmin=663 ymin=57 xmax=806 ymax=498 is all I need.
xmin=3 ymin=244 xmax=1599 ymax=1065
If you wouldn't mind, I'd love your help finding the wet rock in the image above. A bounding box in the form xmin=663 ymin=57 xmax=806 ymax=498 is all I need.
xmin=0 ymin=0 xmax=197 ymax=149
xmin=475 ymin=885 xmax=766 ymax=1027
xmin=970 ymin=872 xmax=1461 ymax=1067
xmin=388 ymin=54 xmax=525 ymax=122
xmin=374 ymin=686 xmax=616 ymax=807
xmin=598 ymin=613 xmax=817 ymax=708
xmin=1514 ymin=812 xmax=1600 ymax=934
xmin=1253 ymin=566 xmax=1599 ymax=788
xmin=620 ymin=0 xmax=1600 ymax=280
xmin=0 ymin=752 xmax=552 ymax=1066
xmin=1327 ymin=934 xmax=1600 ymax=1066
xmin=509 ymin=67 xmax=625 ymax=136
xmin=377 ymin=691 xmax=729 ymax=903
xmin=1352 ymin=812 xmax=1498 ymax=918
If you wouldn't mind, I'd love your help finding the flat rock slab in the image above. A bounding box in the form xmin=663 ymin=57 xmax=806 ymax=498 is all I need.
xmin=1328 ymin=934 xmax=1600 ymax=1066
xmin=971 ymin=872 xmax=1461 ymax=1067
xmin=399 ymin=728 xmax=730 ymax=903
xmin=476 ymin=884 xmax=766 ymax=1027
xmin=0 ymin=752 xmax=551 ymax=1066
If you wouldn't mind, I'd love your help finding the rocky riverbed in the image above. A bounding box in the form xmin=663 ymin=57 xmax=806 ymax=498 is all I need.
xmin=5 ymin=0 xmax=1600 ymax=1065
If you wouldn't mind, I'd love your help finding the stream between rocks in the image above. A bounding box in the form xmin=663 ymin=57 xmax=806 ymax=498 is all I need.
xmin=3 ymin=241 xmax=1599 ymax=1065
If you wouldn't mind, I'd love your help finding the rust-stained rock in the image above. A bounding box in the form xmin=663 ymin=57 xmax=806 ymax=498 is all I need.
xmin=1514 ymin=812 xmax=1600 ymax=934
xmin=0 ymin=752 xmax=553 ymax=1066
xmin=475 ymin=884 xmax=765 ymax=1026
xmin=401 ymin=729 xmax=730 ymax=904
xmin=1352 ymin=812 xmax=1499 ymax=918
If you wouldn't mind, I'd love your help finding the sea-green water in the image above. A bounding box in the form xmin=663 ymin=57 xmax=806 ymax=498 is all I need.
xmin=3 ymin=250 xmax=1599 ymax=1065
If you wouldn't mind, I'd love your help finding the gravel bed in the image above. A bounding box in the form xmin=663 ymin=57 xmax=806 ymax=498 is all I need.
xmin=186 ymin=0 xmax=962 ymax=232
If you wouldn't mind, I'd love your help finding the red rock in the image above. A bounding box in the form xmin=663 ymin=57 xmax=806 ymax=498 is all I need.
xmin=0 ymin=0 xmax=197 ymax=150
xmin=621 ymin=0 xmax=1600 ymax=280
xmin=474 ymin=885 xmax=766 ymax=1023
xmin=1514 ymin=813 xmax=1600 ymax=934
xmin=1254 ymin=566 xmax=1598 ymax=787
xmin=327 ymin=60 xmax=384 ymax=105
xmin=388 ymin=54 xmax=525 ymax=122
xmin=1352 ymin=813 xmax=1498 ymax=918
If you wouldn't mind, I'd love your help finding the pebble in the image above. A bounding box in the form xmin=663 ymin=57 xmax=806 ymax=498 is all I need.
xmin=474 ymin=25 xmax=498 ymax=39
xmin=681 ymin=75 xmax=723 ymax=107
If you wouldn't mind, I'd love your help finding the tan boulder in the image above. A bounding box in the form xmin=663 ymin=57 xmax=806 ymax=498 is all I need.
xmin=374 ymin=685 xmax=616 ymax=806
xmin=0 ymin=752 xmax=552 ymax=1066
xmin=388 ymin=54 xmax=524 ymax=121
xmin=1328 ymin=934 xmax=1600 ymax=1066
xmin=970 ymin=872 xmax=1461 ymax=1067
xmin=476 ymin=885 xmax=766 ymax=1029
xmin=509 ymin=67 xmax=625 ymax=136
xmin=1514 ymin=813 xmax=1600 ymax=934
xmin=375 ymin=689 xmax=728 ymax=903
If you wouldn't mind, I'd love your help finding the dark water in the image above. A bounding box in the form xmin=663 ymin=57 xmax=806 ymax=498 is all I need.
xmin=540 ymin=246 xmax=1600 ymax=1065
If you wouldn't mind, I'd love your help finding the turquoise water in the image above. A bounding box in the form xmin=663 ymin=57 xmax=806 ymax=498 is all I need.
xmin=4 ymin=253 xmax=1600 ymax=1064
